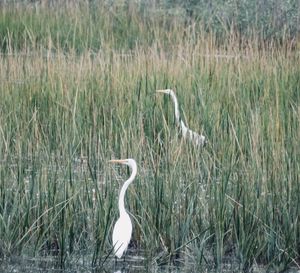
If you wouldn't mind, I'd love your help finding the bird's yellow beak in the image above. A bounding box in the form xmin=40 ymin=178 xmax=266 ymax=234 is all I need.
xmin=156 ymin=89 xmax=167 ymax=93
xmin=108 ymin=159 xmax=127 ymax=164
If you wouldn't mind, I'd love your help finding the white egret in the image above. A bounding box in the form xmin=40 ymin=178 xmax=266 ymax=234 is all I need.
xmin=156 ymin=89 xmax=206 ymax=146
xmin=109 ymin=158 xmax=137 ymax=259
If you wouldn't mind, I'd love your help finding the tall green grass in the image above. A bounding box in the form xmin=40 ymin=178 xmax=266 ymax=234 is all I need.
xmin=0 ymin=1 xmax=299 ymax=271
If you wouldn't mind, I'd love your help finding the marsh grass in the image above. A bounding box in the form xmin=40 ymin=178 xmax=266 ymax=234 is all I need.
xmin=0 ymin=1 xmax=300 ymax=271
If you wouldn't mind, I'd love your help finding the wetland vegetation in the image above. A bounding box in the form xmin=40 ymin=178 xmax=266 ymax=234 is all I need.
xmin=0 ymin=1 xmax=299 ymax=272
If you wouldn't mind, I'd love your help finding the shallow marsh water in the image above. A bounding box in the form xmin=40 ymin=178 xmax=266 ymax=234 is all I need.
xmin=2 ymin=256 xmax=300 ymax=273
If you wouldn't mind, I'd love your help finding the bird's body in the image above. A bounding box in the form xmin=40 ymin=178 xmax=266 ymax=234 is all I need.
xmin=180 ymin=120 xmax=206 ymax=146
xmin=156 ymin=89 xmax=206 ymax=146
xmin=109 ymin=158 xmax=137 ymax=259
xmin=112 ymin=213 xmax=132 ymax=258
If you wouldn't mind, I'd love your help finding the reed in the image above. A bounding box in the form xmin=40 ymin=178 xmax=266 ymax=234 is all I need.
xmin=0 ymin=1 xmax=299 ymax=271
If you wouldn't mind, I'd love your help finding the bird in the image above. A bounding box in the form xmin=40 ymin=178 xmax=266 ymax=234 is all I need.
xmin=156 ymin=89 xmax=206 ymax=146
xmin=109 ymin=158 xmax=137 ymax=259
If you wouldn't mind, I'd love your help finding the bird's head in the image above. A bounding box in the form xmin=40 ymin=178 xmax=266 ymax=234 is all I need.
xmin=156 ymin=89 xmax=174 ymax=95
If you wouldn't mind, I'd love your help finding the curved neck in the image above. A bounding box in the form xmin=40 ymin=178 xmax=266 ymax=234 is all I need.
xmin=169 ymin=91 xmax=181 ymax=125
xmin=118 ymin=162 xmax=137 ymax=216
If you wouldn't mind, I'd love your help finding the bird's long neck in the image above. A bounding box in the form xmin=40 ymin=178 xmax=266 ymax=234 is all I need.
xmin=169 ymin=91 xmax=181 ymax=125
xmin=118 ymin=163 xmax=137 ymax=216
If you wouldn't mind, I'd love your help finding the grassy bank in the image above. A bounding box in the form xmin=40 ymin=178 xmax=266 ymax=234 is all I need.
xmin=0 ymin=1 xmax=299 ymax=271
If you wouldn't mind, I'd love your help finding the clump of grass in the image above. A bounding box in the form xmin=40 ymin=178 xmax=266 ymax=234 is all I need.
xmin=0 ymin=1 xmax=300 ymax=272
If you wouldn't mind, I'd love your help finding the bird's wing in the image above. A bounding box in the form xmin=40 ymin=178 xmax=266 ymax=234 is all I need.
xmin=112 ymin=214 xmax=132 ymax=258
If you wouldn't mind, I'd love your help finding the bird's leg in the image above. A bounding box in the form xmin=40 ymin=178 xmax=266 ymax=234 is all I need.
xmin=122 ymin=255 xmax=126 ymax=270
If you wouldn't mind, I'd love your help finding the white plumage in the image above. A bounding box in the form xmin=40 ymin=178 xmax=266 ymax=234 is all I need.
xmin=156 ymin=89 xmax=206 ymax=147
xmin=112 ymin=213 xmax=132 ymax=258
xmin=109 ymin=158 xmax=137 ymax=259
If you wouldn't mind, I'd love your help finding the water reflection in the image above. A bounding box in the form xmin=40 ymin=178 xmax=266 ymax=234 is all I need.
xmin=2 ymin=257 xmax=300 ymax=273
xmin=0 ymin=257 xmax=151 ymax=273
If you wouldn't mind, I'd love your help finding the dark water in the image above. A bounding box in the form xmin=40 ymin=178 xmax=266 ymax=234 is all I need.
xmin=0 ymin=256 xmax=179 ymax=273
xmin=1 ymin=256 xmax=300 ymax=273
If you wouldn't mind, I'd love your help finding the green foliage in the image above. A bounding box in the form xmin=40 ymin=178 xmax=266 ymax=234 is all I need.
xmin=0 ymin=0 xmax=299 ymax=53
xmin=0 ymin=1 xmax=299 ymax=271
xmin=164 ymin=0 xmax=300 ymax=41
